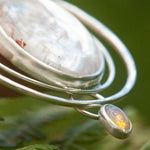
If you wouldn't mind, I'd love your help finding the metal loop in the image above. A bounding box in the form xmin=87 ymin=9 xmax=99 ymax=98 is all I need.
xmin=74 ymin=94 xmax=104 ymax=120
xmin=58 ymin=0 xmax=137 ymax=102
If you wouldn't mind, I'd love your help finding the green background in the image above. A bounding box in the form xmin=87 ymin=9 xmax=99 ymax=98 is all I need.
xmin=67 ymin=0 xmax=150 ymax=121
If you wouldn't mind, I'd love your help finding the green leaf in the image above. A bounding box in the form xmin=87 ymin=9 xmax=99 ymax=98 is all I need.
xmin=0 ymin=97 xmax=73 ymax=149
xmin=17 ymin=144 xmax=59 ymax=150
xmin=0 ymin=96 xmax=150 ymax=150
xmin=140 ymin=141 xmax=150 ymax=150
xmin=0 ymin=117 xmax=5 ymax=122
xmin=57 ymin=120 xmax=107 ymax=150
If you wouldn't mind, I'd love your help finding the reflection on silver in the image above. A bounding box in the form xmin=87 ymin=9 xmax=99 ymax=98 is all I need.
xmin=0 ymin=0 xmax=137 ymax=139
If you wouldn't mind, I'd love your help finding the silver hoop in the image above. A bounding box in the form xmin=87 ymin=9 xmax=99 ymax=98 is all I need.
xmin=0 ymin=0 xmax=137 ymax=139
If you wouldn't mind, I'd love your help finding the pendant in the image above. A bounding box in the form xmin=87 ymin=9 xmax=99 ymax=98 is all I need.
xmin=99 ymin=104 xmax=132 ymax=139
xmin=0 ymin=0 xmax=137 ymax=139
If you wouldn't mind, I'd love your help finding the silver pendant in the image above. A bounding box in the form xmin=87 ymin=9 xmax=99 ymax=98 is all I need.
xmin=99 ymin=104 xmax=132 ymax=139
xmin=0 ymin=0 xmax=137 ymax=139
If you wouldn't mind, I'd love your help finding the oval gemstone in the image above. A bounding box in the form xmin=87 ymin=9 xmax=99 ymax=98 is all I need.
xmin=105 ymin=105 xmax=130 ymax=130
xmin=0 ymin=0 xmax=101 ymax=76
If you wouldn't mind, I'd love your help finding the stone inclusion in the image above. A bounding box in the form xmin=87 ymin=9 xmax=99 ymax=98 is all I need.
xmin=105 ymin=105 xmax=130 ymax=130
xmin=0 ymin=0 xmax=101 ymax=76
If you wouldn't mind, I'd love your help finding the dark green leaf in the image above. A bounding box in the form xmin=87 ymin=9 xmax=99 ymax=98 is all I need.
xmin=0 ymin=97 xmax=73 ymax=149
xmin=0 ymin=97 xmax=150 ymax=150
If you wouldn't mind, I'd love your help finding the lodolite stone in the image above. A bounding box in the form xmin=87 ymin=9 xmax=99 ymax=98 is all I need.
xmin=0 ymin=0 xmax=101 ymax=76
xmin=105 ymin=105 xmax=130 ymax=130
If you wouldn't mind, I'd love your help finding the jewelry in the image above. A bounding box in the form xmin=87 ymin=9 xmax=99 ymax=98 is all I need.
xmin=0 ymin=0 xmax=137 ymax=139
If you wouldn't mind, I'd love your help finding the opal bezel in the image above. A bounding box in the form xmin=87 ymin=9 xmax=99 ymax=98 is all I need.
xmin=99 ymin=104 xmax=132 ymax=139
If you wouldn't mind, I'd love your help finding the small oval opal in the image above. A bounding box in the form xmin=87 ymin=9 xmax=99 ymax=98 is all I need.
xmin=105 ymin=105 xmax=130 ymax=130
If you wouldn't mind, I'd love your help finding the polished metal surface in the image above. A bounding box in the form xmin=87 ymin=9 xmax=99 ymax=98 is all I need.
xmin=59 ymin=0 xmax=137 ymax=102
xmin=0 ymin=37 xmax=113 ymax=94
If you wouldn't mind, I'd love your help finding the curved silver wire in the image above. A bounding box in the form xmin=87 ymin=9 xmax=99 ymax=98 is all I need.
xmin=0 ymin=1 xmax=137 ymax=108
xmin=0 ymin=37 xmax=115 ymax=94
xmin=74 ymin=94 xmax=104 ymax=120
xmin=76 ymin=108 xmax=100 ymax=120
xmin=58 ymin=1 xmax=137 ymax=102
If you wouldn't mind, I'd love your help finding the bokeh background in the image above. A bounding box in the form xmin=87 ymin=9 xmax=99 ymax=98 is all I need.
xmin=67 ymin=0 xmax=150 ymax=121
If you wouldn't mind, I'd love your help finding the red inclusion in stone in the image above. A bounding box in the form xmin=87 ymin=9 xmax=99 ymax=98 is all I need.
xmin=16 ymin=40 xmax=26 ymax=48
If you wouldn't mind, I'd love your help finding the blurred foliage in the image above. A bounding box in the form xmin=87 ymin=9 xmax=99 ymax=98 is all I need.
xmin=141 ymin=141 xmax=150 ymax=150
xmin=17 ymin=145 xmax=59 ymax=150
xmin=0 ymin=97 xmax=149 ymax=150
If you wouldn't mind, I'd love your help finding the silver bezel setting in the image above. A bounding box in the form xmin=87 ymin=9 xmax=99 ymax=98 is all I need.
xmin=99 ymin=104 xmax=132 ymax=139
xmin=0 ymin=0 xmax=105 ymax=90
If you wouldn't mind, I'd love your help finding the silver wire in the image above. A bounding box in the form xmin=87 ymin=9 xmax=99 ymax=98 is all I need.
xmin=0 ymin=37 xmax=115 ymax=94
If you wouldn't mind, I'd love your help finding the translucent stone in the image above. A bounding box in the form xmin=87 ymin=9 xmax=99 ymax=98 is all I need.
xmin=105 ymin=105 xmax=130 ymax=130
xmin=0 ymin=0 xmax=101 ymax=76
